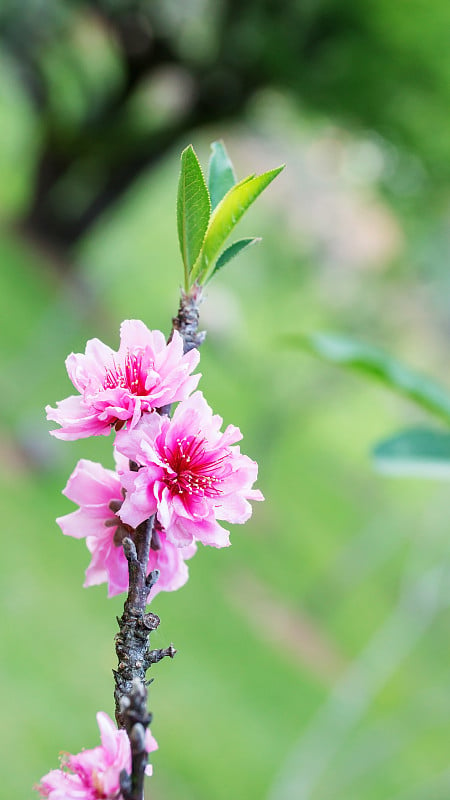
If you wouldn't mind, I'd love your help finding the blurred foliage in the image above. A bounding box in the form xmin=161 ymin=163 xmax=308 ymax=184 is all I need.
xmin=0 ymin=0 xmax=449 ymax=244
xmin=292 ymin=332 xmax=450 ymax=426
xmin=373 ymin=428 xmax=450 ymax=479
xmin=294 ymin=332 xmax=450 ymax=479
xmin=0 ymin=2 xmax=449 ymax=800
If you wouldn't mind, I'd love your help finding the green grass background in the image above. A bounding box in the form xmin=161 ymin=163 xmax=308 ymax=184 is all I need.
xmin=1 ymin=126 xmax=449 ymax=800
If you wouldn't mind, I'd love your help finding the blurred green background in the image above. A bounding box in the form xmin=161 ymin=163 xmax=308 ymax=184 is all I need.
xmin=1 ymin=2 xmax=449 ymax=798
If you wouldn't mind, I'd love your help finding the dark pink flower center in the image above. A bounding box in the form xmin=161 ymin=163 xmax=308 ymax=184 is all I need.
xmin=103 ymin=351 xmax=150 ymax=396
xmin=91 ymin=769 xmax=108 ymax=799
xmin=163 ymin=435 xmax=229 ymax=499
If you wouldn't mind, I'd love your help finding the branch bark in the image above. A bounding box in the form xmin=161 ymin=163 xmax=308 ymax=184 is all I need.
xmin=114 ymin=287 xmax=204 ymax=798
xmin=113 ymin=518 xmax=174 ymax=800
xmin=171 ymin=283 xmax=206 ymax=354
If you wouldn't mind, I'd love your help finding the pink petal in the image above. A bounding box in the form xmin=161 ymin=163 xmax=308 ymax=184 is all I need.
xmin=57 ymin=508 xmax=109 ymax=540
xmin=145 ymin=728 xmax=158 ymax=753
xmin=62 ymin=459 xmax=118 ymax=506
xmin=46 ymin=396 xmax=109 ymax=440
xmin=97 ymin=711 xmax=117 ymax=755
xmin=119 ymin=319 xmax=156 ymax=351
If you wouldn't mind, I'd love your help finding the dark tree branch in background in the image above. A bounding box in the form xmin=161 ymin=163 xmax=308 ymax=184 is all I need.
xmin=0 ymin=1 xmax=357 ymax=255
xmin=8 ymin=3 xmax=265 ymax=256
xmin=1 ymin=0 xmax=448 ymax=266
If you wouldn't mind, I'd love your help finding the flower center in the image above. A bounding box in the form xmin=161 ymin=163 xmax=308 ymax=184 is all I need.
xmin=163 ymin=436 xmax=229 ymax=499
xmin=103 ymin=351 xmax=150 ymax=396
xmin=92 ymin=770 xmax=107 ymax=799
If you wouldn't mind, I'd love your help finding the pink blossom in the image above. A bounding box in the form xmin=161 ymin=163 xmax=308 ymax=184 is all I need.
xmin=144 ymin=729 xmax=158 ymax=777
xmin=46 ymin=321 xmax=200 ymax=440
xmin=37 ymin=711 xmax=157 ymax=798
xmin=57 ymin=456 xmax=196 ymax=598
xmin=116 ymin=392 xmax=264 ymax=548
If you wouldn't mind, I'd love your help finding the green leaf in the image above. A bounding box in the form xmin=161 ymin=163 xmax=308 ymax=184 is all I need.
xmin=213 ymin=237 xmax=261 ymax=275
xmin=177 ymin=145 xmax=211 ymax=289
xmin=373 ymin=428 xmax=450 ymax=478
xmin=292 ymin=332 xmax=450 ymax=426
xmin=208 ymin=140 xmax=237 ymax=210
xmin=191 ymin=165 xmax=284 ymax=285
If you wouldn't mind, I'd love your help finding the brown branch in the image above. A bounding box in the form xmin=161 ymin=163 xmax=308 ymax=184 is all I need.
xmin=114 ymin=286 xmax=205 ymax=798
xmin=113 ymin=519 xmax=174 ymax=800
xmin=118 ymin=679 xmax=153 ymax=800
xmin=157 ymin=284 xmax=206 ymax=417
xmin=171 ymin=283 xmax=206 ymax=354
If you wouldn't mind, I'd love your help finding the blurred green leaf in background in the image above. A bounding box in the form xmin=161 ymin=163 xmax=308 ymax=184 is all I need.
xmin=373 ymin=428 xmax=450 ymax=479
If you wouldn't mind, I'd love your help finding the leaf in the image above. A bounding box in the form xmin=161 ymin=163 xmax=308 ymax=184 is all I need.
xmin=208 ymin=140 xmax=237 ymax=210
xmin=373 ymin=428 xmax=450 ymax=478
xmin=191 ymin=165 xmax=284 ymax=285
xmin=213 ymin=237 xmax=261 ymax=275
xmin=177 ymin=145 xmax=211 ymax=288
xmin=292 ymin=332 xmax=450 ymax=426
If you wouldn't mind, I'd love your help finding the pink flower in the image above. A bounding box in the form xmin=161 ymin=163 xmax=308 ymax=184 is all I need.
xmin=37 ymin=711 xmax=157 ymax=798
xmin=46 ymin=321 xmax=200 ymax=440
xmin=57 ymin=456 xmax=196 ymax=598
xmin=116 ymin=392 xmax=264 ymax=548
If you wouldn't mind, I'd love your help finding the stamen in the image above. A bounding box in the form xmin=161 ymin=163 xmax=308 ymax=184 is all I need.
xmin=102 ymin=350 xmax=151 ymax=396
xmin=162 ymin=435 xmax=229 ymax=499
